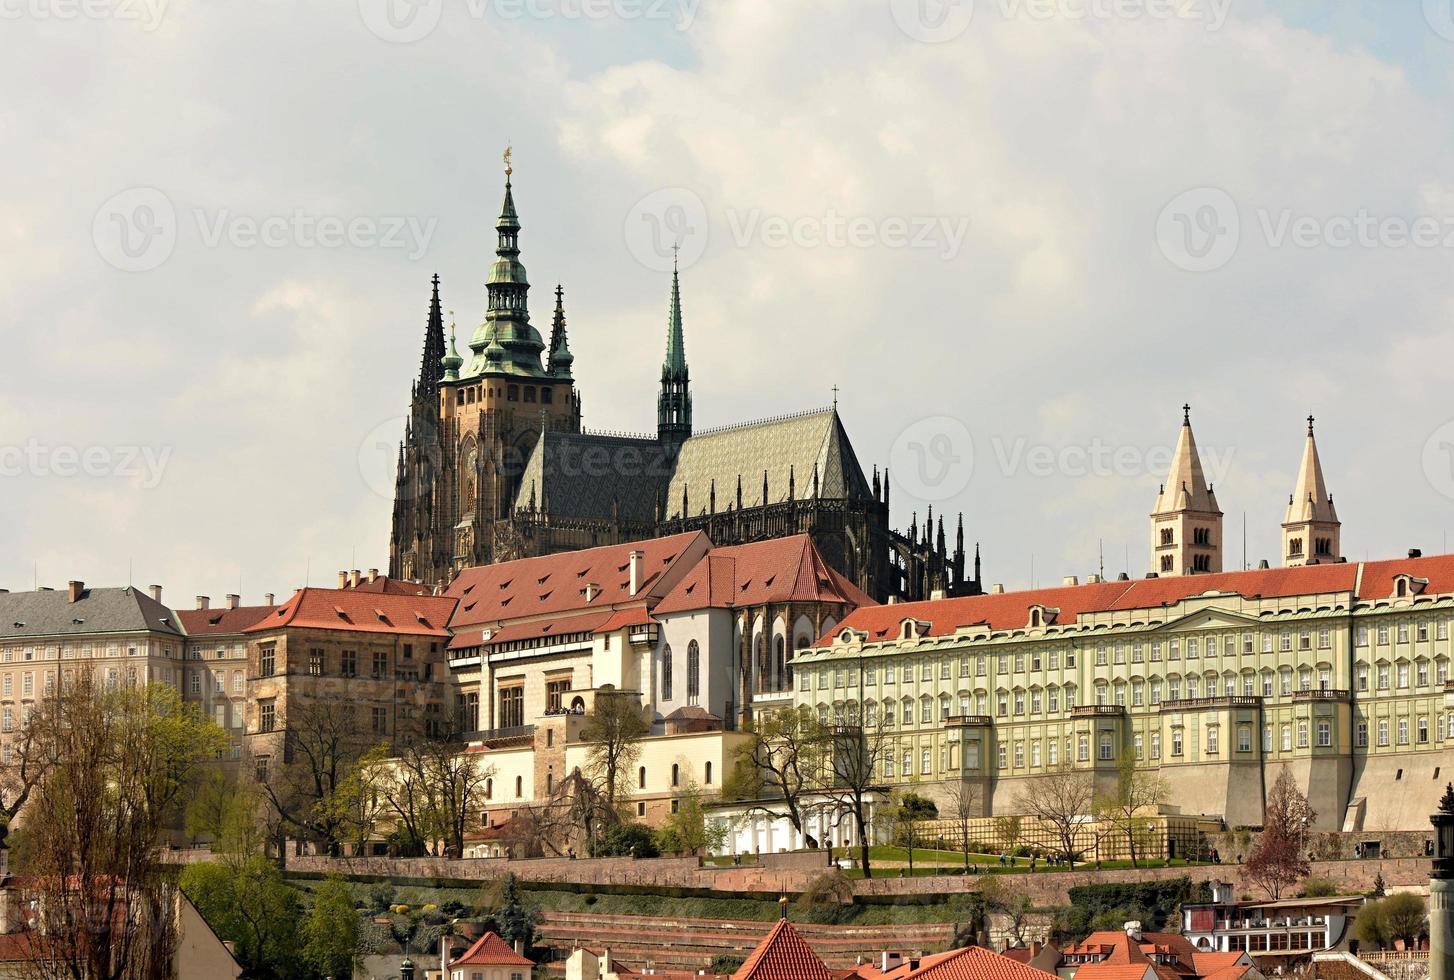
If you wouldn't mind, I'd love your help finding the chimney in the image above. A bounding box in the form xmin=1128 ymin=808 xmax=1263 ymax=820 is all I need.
xmin=990 ymin=583 xmax=1005 ymax=594
xmin=881 ymin=952 xmax=904 ymax=972
xmin=629 ymin=550 xmax=643 ymax=596
xmin=264 ymin=593 xmax=275 ymax=606
xmin=224 ymin=594 xmax=239 ymax=610
xmin=1030 ymin=941 xmax=1042 ymax=957
xmin=1257 ymin=559 xmax=1270 ymax=570
xmin=930 ymin=588 xmax=946 ymax=601
xmin=585 ymin=582 xmax=600 ymax=603
xmin=1086 ymin=574 xmax=1102 ymax=584
xmin=1410 ymin=548 xmax=1423 ymax=559
xmin=68 ymin=581 xmax=84 ymax=603
xmin=148 ymin=584 xmax=162 ymax=603
xmin=514 ymin=939 xmax=525 ymax=955
xmin=195 ymin=596 xmax=209 ymax=610
xmin=1125 ymin=921 xmax=1142 ymax=941
xmin=337 ymin=571 xmax=348 ymax=589
xmin=1117 ymin=572 xmax=1130 ymax=581
xmin=368 ymin=568 xmax=379 ymax=583
xmin=1062 ymin=575 xmax=1078 ymax=587
xmin=349 ymin=569 xmax=361 ymax=588
xmin=887 ymin=595 xmax=899 ymax=604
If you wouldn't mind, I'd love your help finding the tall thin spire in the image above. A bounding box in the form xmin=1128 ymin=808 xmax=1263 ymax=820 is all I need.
xmin=547 ymin=284 xmax=574 ymax=379
xmin=417 ymin=273 xmax=447 ymax=398
xmin=657 ymin=251 xmax=692 ymax=447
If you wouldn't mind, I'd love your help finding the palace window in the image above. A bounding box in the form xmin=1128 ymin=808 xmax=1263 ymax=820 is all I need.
xmin=1032 ymin=740 xmax=1042 ymax=767
xmin=1047 ymin=687 xmax=1059 ymax=712
xmin=1012 ymin=743 xmax=1023 ymax=769
xmin=1096 ymin=647 xmax=1107 ymax=666
xmin=372 ymin=650 xmax=387 ymax=678
xmin=259 ymin=700 xmax=276 ymax=734
xmin=1378 ymin=664 xmax=1390 ymax=689
xmin=1418 ymin=661 xmax=1430 ymax=687
xmin=1030 ymin=689 xmax=1042 ymax=713
xmin=372 ymin=707 xmax=388 ymax=735
xmin=1132 ymin=682 xmax=1144 ymax=707
xmin=661 ymin=645 xmax=673 ymax=701
xmin=1357 ymin=665 xmax=1368 ymax=691
xmin=1281 ymin=725 xmax=1292 ymax=751
xmin=1150 ymin=733 xmax=1161 ymax=759
xmin=1263 ymin=725 xmax=1274 ymax=752
xmin=498 ymin=686 xmax=524 ymax=728
xmin=1398 ymin=663 xmax=1410 ymax=688
xmin=1151 ymin=642 xmax=1162 ymax=662
xmin=1378 ymin=625 xmax=1390 ymax=645
xmin=1114 ymin=644 xmax=1126 ymax=665
xmin=1243 ymin=633 xmax=1254 ymax=655
xmin=1319 ymin=627 xmax=1332 ymax=649
xmin=960 ymin=656 xmax=970 ymax=677
xmin=1187 ymin=638 xmax=1198 ymax=660
xmin=998 ymin=745 xmax=1008 ymax=771
xmin=1399 ymin=624 xmax=1410 ymax=643
xmin=1355 ymin=722 xmax=1367 ymax=747
xmin=1398 ymin=719 xmax=1409 ymax=745
xmin=1207 ymin=726 xmax=1219 ymax=755
xmin=976 ymin=655 xmax=986 ymax=676
xmin=1048 ymin=740 xmax=1060 ymax=766
xmin=1131 ymin=643 xmax=1143 ymax=664
xmin=1031 ymin=652 xmax=1042 ymax=671
xmin=1169 ymin=640 xmax=1180 ymax=660
xmin=1170 ymin=730 xmax=1183 ymax=756
xmin=308 ymin=649 xmax=323 ymax=676
xmin=259 ymin=644 xmax=275 ymax=677
xmin=1419 ymin=718 xmax=1429 ymax=744
xmin=1377 ymin=720 xmax=1389 ymax=746
xmin=1150 ymin=680 xmax=1162 ymax=704
xmin=546 ymin=678 xmax=571 ymax=713
xmin=1297 ymin=721 xmax=1308 ymax=748
xmin=997 ymin=693 xmax=1008 ymax=717
xmin=1077 ymin=733 xmax=1089 ymax=762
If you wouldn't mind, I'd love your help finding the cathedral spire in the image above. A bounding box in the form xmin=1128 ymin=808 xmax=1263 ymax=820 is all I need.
xmin=417 ymin=273 xmax=447 ymax=399
xmin=657 ymin=252 xmax=692 ymax=448
xmin=442 ymin=313 xmax=463 ymax=382
xmin=1282 ymin=414 xmax=1341 ymax=567
xmin=548 ymin=284 xmax=574 ymax=379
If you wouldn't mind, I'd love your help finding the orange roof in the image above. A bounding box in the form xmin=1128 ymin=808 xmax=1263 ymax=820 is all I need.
xmin=244 ymin=588 xmax=456 ymax=636
xmin=447 ymin=532 xmax=708 ymax=630
xmin=178 ymin=604 xmax=277 ymax=635
xmin=1064 ymin=932 xmax=1198 ymax=980
xmin=1073 ymin=966 xmax=1156 ymax=980
xmin=881 ymin=946 xmax=1058 ymax=980
xmin=450 ymin=931 xmax=533 ymax=967
xmin=1191 ymin=953 xmax=1246 ymax=976
xmin=341 ymin=575 xmax=433 ymax=595
xmin=655 ymin=535 xmax=874 ymax=615
xmin=1199 ymin=967 xmax=1253 ymax=980
xmin=820 ymin=555 xmax=1454 ymax=643
xmin=1358 ymin=553 xmax=1454 ymax=598
xmin=731 ymin=919 xmax=833 ymax=980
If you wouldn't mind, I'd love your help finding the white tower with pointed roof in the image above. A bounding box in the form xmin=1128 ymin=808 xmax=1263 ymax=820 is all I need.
xmin=1150 ymin=405 xmax=1223 ymax=576
xmin=1282 ymin=415 xmax=1341 ymax=567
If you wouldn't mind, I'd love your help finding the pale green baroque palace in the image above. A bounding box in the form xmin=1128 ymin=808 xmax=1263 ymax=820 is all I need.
xmin=792 ymin=412 xmax=1454 ymax=831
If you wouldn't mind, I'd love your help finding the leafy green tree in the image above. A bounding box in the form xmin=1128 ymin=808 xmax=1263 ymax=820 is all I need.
xmin=303 ymin=874 xmax=361 ymax=980
xmin=180 ymin=856 xmax=304 ymax=978
xmin=655 ymin=780 xmax=729 ymax=855
xmin=590 ymin=822 xmax=660 ymax=857
xmin=1383 ymin=893 xmax=1428 ymax=946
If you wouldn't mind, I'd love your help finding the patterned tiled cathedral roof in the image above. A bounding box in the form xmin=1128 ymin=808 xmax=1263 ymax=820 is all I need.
xmin=511 ymin=407 xmax=874 ymax=525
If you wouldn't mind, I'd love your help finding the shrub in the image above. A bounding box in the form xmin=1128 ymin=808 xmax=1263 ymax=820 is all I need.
xmin=1065 ymin=877 xmax=1192 ymax=933
xmin=369 ymin=882 xmax=396 ymax=913
xmin=592 ymin=823 xmax=661 ymax=858
xmin=794 ymin=871 xmax=854 ymax=924
xmin=710 ymin=954 xmax=746 ymax=974
xmin=1301 ymin=877 xmax=1340 ymax=898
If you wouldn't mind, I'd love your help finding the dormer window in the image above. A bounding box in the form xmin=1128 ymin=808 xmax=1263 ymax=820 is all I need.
xmin=899 ymin=619 xmax=930 ymax=640
xmin=1392 ymin=575 xmax=1427 ymax=599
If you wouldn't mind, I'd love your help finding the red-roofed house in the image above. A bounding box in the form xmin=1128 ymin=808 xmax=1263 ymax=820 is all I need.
xmin=241 ymin=587 xmax=460 ymax=795
xmin=447 ymin=931 xmax=534 ymax=980
xmin=1061 ymin=922 xmax=1260 ymax=980
xmin=878 ymin=945 xmax=1058 ymax=980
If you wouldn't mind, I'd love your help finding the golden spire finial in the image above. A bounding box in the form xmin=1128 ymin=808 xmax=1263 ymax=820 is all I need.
xmin=447 ymin=308 xmax=456 ymax=333
xmin=503 ymin=145 xmax=513 ymax=178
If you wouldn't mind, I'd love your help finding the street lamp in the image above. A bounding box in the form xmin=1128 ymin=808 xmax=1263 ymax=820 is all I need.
xmin=1428 ymin=784 xmax=1454 ymax=980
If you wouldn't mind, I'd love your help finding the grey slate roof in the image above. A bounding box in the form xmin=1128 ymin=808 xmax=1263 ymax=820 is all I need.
xmin=511 ymin=408 xmax=874 ymax=523
xmin=0 ymin=587 xmax=185 ymax=641
xmin=513 ymin=431 xmax=670 ymax=523
xmin=665 ymin=408 xmax=872 ymax=519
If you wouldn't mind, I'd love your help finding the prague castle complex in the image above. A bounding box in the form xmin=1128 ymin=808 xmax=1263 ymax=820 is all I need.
xmin=3 ymin=168 xmax=1451 ymax=857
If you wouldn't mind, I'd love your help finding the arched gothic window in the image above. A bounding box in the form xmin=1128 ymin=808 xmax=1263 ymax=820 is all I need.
xmin=661 ymin=644 xmax=673 ymax=701
xmin=686 ymin=640 xmax=700 ymax=702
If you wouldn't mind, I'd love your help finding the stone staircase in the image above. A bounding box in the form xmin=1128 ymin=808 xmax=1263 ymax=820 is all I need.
xmin=535 ymin=911 xmax=958 ymax=973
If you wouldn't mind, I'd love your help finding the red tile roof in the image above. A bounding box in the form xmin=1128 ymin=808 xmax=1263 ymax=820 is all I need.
xmin=1198 ymin=966 xmax=1253 ymax=980
xmin=177 ymin=605 xmax=277 ymax=636
xmin=1190 ymin=953 xmax=1246 ymax=976
xmin=341 ymin=576 xmax=433 ymax=595
xmin=1073 ymin=965 xmax=1156 ymax=980
xmin=881 ymin=946 xmax=1058 ymax=980
xmin=450 ymin=931 xmax=534 ymax=967
xmin=244 ymin=588 xmax=456 ymax=636
xmin=731 ymin=919 xmax=833 ymax=980
xmin=823 ymin=555 xmax=1454 ymax=644
xmin=447 ymin=532 xmax=709 ymax=630
xmin=655 ymin=535 xmax=874 ymax=615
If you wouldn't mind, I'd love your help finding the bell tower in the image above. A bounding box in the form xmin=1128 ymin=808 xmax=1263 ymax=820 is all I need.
xmin=1150 ymin=405 xmax=1223 ymax=576
xmin=1282 ymin=415 xmax=1341 ymax=567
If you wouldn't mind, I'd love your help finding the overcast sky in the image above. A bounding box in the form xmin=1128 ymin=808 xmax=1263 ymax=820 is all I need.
xmin=4 ymin=0 xmax=1454 ymax=605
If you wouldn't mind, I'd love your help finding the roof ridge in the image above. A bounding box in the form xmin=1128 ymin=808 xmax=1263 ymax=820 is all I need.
xmin=692 ymin=406 xmax=834 ymax=439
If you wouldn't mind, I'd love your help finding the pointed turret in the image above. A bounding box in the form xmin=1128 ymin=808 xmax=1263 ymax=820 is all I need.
xmin=1282 ymin=415 xmax=1341 ymax=567
xmin=1149 ymin=405 xmax=1223 ymax=576
xmin=471 ymin=156 xmax=548 ymax=377
xmin=442 ymin=317 xmax=464 ymax=382
xmin=657 ymin=254 xmax=692 ymax=449
xmin=547 ymin=284 xmax=575 ymax=379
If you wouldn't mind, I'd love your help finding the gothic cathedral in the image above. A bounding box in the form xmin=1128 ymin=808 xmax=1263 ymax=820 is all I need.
xmin=389 ymin=170 xmax=979 ymax=603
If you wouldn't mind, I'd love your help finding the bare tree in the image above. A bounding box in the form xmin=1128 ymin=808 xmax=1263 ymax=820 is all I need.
xmin=1014 ymin=763 xmax=1094 ymax=869
xmin=253 ymin=701 xmax=379 ymax=859
xmin=721 ymin=706 xmax=827 ymax=848
xmin=580 ymin=690 xmax=649 ymax=821
xmin=21 ymin=676 xmax=227 ymax=980
xmin=944 ymin=780 xmax=980 ymax=873
xmin=1243 ymin=769 xmax=1315 ymax=899
xmin=372 ymin=727 xmax=495 ymax=857
xmin=1093 ymin=755 xmax=1169 ymax=867
xmin=816 ymin=720 xmax=892 ymax=879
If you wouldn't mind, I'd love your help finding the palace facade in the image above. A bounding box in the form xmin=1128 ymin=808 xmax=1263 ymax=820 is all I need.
xmin=793 ymin=412 xmax=1453 ymax=832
